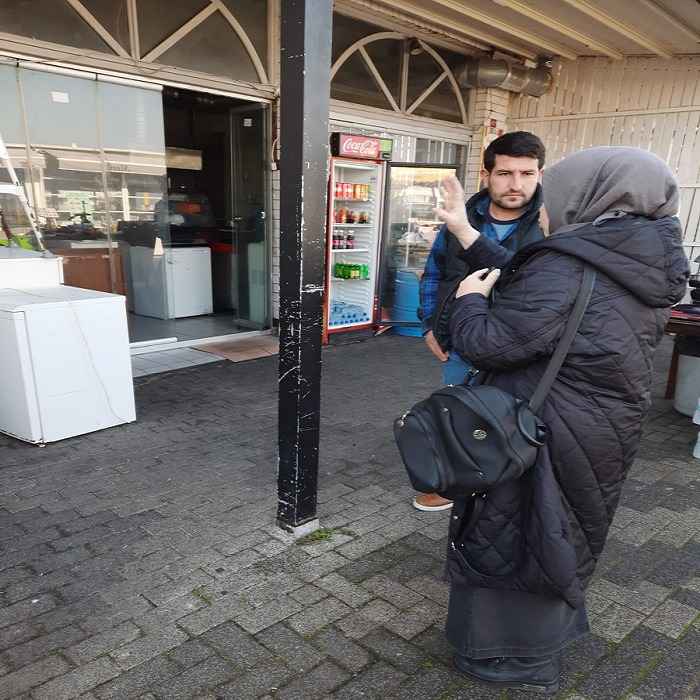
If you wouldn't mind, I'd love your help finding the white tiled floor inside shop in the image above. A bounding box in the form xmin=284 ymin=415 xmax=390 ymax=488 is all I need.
xmin=131 ymin=348 xmax=221 ymax=377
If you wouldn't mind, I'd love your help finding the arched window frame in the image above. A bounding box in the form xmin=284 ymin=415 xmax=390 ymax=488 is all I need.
xmin=331 ymin=32 xmax=467 ymax=126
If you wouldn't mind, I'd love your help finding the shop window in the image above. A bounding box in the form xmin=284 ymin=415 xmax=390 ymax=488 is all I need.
xmin=219 ymin=0 xmax=267 ymax=68
xmin=157 ymin=12 xmax=258 ymax=83
xmin=0 ymin=64 xmax=41 ymax=250
xmin=80 ymin=0 xmax=130 ymax=52
xmin=365 ymin=40 xmax=403 ymax=106
xmin=332 ymin=13 xmax=385 ymax=64
xmin=136 ymin=0 xmax=210 ymax=57
xmin=414 ymin=78 xmax=463 ymax=124
xmin=0 ymin=0 xmax=111 ymax=53
xmin=330 ymin=20 xmax=468 ymax=126
xmin=21 ymin=69 xmax=100 ymax=149
xmin=20 ymin=69 xmax=109 ymax=252
xmin=0 ymin=63 xmax=24 ymax=145
xmin=331 ymin=53 xmax=395 ymax=112
xmin=405 ymin=50 xmax=443 ymax=110
xmin=99 ymin=82 xmax=167 ymax=153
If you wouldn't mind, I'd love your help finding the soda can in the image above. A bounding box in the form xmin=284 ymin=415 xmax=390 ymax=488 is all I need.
xmin=353 ymin=184 xmax=362 ymax=200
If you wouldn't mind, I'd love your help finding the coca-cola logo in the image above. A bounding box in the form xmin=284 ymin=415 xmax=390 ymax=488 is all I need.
xmin=340 ymin=136 xmax=380 ymax=159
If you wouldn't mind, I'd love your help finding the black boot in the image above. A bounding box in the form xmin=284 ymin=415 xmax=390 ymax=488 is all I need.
xmin=453 ymin=653 xmax=560 ymax=695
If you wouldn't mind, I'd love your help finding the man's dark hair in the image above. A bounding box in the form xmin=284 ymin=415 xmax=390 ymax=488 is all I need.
xmin=483 ymin=131 xmax=545 ymax=172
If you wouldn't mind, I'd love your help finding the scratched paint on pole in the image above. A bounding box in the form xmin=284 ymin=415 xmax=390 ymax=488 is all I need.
xmin=277 ymin=0 xmax=332 ymax=529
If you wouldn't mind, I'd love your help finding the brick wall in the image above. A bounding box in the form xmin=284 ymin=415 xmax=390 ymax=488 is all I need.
xmin=464 ymin=86 xmax=511 ymax=194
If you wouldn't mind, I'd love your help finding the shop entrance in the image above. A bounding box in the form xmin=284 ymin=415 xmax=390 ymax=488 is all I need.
xmin=125 ymin=87 xmax=269 ymax=343
xmin=1 ymin=62 xmax=269 ymax=348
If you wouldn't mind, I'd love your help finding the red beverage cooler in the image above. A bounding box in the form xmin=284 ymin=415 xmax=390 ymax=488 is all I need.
xmin=323 ymin=133 xmax=392 ymax=342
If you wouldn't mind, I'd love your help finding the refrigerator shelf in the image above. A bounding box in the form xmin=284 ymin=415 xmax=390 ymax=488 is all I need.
xmin=328 ymin=320 xmax=372 ymax=329
xmin=332 ymin=223 xmax=372 ymax=228
xmin=334 ymin=162 xmax=377 ymax=171
xmin=331 ymin=248 xmax=370 ymax=253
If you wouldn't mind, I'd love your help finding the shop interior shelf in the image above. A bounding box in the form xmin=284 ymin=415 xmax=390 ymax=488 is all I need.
xmin=333 ymin=276 xmax=370 ymax=281
xmin=332 ymin=223 xmax=372 ymax=228
xmin=334 ymin=199 xmax=371 ymax=203
xmin=331 ymin=248 xmax=369 ymax=253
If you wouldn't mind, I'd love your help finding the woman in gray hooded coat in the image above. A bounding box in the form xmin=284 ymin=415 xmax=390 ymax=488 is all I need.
xmin=436 ymin=147 xmax=688 ymax=694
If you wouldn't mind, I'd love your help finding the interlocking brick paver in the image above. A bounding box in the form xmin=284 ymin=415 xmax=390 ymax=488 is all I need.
xmin=92 ymin=655 xmax=181 ymax=699
xmin=337 ymin=531 xmax=391 ymax=560
xmin=3 ymin=624 xmax=85 ymax=669
xmin=166 ymin=638 xmax=211 ymax=669
xmin=333 ymin=661 xmax=407 ymax=699
xmin=31 ymin=658 xmax=121 ymax=700
xmin=336 ymin=599 xmax=401 ymax=639
xmin=590 ymin=601 xmax=647 ymax=643
xmin=276 ymin=660 xmax=350 ymax=699
xmin=297 ymin=552 xmax=349 ymax=583
xmin=65 ymin=621 xmax=141 ymax=665
xmin=151 ymin=656 xmax=238 ymax=700
xmin=315 ymin=572 xmax=373 ymax=608
xmin=234 ymin=596 xmax=303 ymax=634
xmin=110 ymin=627 xmax=188 ymax=670
xmin=286 ymin=596 xmax=352 ymax=636
xmin=359 ymin=628 xmax=428 ymax=674
xmin=213 ymin=661 xmax=294 ymax=699
xmin=0 ymin=335 xmax=694 ymax=699
xmin=289 ymin=584 xmax=328 ymax=605
xmin=384 ymin=599 xmax=446 ymax=640
xmin=0 ymin=655 xmax=70 ymax=700
xmin=589 ymin=578 xmax=667 ymax=615
xmin=201 ymin=620 xmax=274 ymax=669
xmin=0 ymin=594 xmax=56 ymax=629
xmin=257 ymin=623 xmax=325 ymax=670
xmin=362 ymin=574 xmax=424 ymax=609
xmin=311 ymin=626 xmax=371 ymax=673
xmin=177 ymin=594 xmax=253 ymax=636
xmin=643 ymin=599 xmax=699 ymax=639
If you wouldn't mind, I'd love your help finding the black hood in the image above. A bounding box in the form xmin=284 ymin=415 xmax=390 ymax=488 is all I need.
xmin=522 ymin=215 xmax=688 ymax=308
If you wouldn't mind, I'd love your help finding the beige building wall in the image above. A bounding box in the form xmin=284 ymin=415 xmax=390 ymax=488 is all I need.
xmin=509 ymin=56 xmax=700 ymax=261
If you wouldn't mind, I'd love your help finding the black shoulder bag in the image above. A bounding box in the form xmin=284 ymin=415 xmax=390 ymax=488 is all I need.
xmin=394 ymin=265 xmax=596 ymax=500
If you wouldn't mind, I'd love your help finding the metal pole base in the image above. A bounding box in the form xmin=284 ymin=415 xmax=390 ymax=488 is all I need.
xmin=276 ymin=518 xmax=320 ymax=539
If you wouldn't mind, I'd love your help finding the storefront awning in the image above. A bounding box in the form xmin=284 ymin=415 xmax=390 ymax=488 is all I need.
xmin=336 ymin=0 xmax=699 ymax=62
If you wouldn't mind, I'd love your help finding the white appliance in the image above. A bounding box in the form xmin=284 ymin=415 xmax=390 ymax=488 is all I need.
xmin=0 ymin=248 xmax=63 ymax=287
xmin=129 ymin=245 xmax=213 ymax=319
xmin=0 ymin=285 xmax=136 ymax=444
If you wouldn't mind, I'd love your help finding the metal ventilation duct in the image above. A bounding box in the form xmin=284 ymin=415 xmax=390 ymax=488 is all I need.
xmin=456 ymin=58 xmax=553 ymax=97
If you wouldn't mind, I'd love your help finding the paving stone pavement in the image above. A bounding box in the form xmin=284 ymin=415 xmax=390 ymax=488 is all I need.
xmin=0 ymin=334 xmax=698 ymax=699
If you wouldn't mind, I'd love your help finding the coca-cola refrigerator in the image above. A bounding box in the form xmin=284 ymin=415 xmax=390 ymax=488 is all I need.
xmin=323 ymin=133 xmax=392 ymax=341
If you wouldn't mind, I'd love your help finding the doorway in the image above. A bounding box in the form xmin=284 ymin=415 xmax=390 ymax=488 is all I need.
xmin=125 ymin=86 xmax=269 ymax=344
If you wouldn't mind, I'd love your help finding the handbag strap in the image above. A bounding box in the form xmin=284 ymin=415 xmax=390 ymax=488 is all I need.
xmin=529 ymin=265 xmax=596 ymax=414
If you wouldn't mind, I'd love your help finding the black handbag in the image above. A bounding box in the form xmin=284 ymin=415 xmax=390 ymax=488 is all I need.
xmin=394 ymin=265 xmax=596 ymax=499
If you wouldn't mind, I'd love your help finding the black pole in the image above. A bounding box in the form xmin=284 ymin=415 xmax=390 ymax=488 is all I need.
xmin=277 ymin=0 xmax=332 ymax=531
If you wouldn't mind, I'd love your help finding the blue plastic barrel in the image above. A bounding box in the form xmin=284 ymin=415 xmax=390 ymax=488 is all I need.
xmin=392 ymin=269 xmax=423 ymax=337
